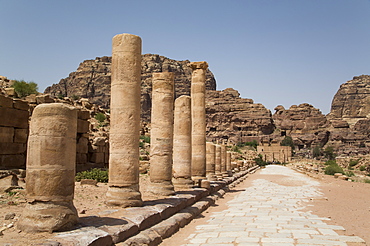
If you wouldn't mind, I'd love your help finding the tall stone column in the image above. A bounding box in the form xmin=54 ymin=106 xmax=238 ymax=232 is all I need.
xmin=18 ymin=103 xmax=78 ymax=232
xmin=173 ymin=95 xmax=194 ymax=190
xmin=189 ymin=61 xmax=208 ymax=181
xmin=226 ymin=151 xmax=232 ymax=176
xmin=221 ymin=144 xmax=227 ymax=177
xmin=206 ymin=142 xmax=217 ymax=181
xmin=106 ymin=33 xmax=142 ymax=207
xmin=149 ymin=72 xmax=175 ymax=196
xmin=215 ymin=144 xmax=222 ymax=179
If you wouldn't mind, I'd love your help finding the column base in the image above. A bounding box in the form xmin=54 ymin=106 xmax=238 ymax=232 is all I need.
xmin=206 ymin=173 xmax=218 ymax=181
xmin=17 ymin=201 xmax=78 ymax=233
xmin=105 ymin=184 xmax=143 ymax=207
xmin=172 ymin=177 xmax=194 ymax=191
xmin=148 ymin=181 xmax=175 ymax=196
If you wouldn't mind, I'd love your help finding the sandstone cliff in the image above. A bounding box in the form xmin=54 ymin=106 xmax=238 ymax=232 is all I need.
xmin=273 ymin=103 xmax=329 ymax=149
xmin=329 ymin=75 xmax=370 ymax=125
xmin=206 ymin=88 xmax=274 ymax=144
xmin=44 ymin=54 xmax=216 ymax=121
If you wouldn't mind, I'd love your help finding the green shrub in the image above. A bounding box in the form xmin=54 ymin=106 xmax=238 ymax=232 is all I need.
xmin=140 ymin=135 xmax=150 ymax=144
xmin=349 ymin=159 xmax=359 ymax=167
xmin=11 ymin=80 xmax=38 ymax=98
xmin=312 ymin=145 xmax=322 ymax=158
xmin=71 ymin=94 xmax=80 ymax=100
xmin=324 ymin=160 xmax=337 ymax=166
xmin=344 ymin=171 xmax=355 ymax=177
xmin=237 ymin=140 xmax=258 ymax=150
xmin=360 ymin=166 xmax=366 ymax=171
xmin=139 ymin=141 xmax=144 ymax=148
xmin=364 ymin=179 xmax=370 ymax=184
xmin=231 ymin=145 xmax=242 ymax=154
xmin=94 ymin=112 xmax=106 ymax=123
xmin=324 ymin=163 xmax=344 ymax=175
xmin=324 ymin=146 xmax=336 ymax=160
xmin=254 ymin=155 xmax=267 ymax=167
xmin=75 ymin=168 xmax=108 ymax=183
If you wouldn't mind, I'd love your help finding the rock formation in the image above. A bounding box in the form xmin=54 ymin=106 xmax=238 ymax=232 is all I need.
xmin=206 ymin=88 xmax=274 ymax=144
xmin=272 ymin=103 xmax=329 ymax=149
xmin=329 ymin=75 xmax=370 ymax=125
xmin=44 ymin=54 xmax=216 ymax=122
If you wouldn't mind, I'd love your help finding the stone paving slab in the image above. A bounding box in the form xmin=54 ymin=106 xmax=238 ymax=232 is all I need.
xmin=180 ymin=165 xmax=366 ymax=246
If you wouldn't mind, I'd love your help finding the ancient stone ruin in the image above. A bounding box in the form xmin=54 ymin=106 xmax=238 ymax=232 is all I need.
xmin=105 ymin=33 xmax=143 ymax=207
xmin=18 ymin=103 xmax=78 ymax=232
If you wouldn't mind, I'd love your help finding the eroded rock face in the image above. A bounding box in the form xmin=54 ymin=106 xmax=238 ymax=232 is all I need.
xmin=273 ymin=103 xmax=329 ymax=148
xmin=206 ymin=88 xmax=274 ymax=144
xmin=329 ymin=75 xmax=370 ymax=124
xmin=44 ymin=54 xmax=216 ymax=122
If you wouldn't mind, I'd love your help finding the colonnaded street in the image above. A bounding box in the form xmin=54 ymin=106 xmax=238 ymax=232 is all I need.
xmin=164 ymin=165 xmax=366 ymax=246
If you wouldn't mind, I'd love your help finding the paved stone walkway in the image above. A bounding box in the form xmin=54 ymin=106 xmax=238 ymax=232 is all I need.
xmin=181 ymin=165 xmax=365 ymax=246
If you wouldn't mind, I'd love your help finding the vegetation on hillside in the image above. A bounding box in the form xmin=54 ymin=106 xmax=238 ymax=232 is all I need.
xmin=11 ymin=80 xmax=38 ymax=98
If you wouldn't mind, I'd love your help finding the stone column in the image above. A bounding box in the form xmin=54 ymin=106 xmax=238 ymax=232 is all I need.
xmin=215 ymin=144 xmax=222 ymax=179
xmin=106 ymin=33 xmax=142 ymax=207
xmin=149 ymin=72 xmax=175 ymax=196
xmin=221 ymin=144 xmax=227 ymax=177
xmin=189 ymin=61 xmax=208 ymax=181
xmin=18 ymin=103 xmax=78 ymax=232
xmin=226 ymin=151 xmax=232 ymax=176
xmin=173 ymin=95 xmax=194 ymax=190
xmin=206 ymin=142 xmax=217 ymax=181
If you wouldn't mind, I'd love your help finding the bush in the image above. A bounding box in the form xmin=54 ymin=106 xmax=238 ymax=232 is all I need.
xmin=75 ymin=168 xmax=108 ymax=183
xmin=360 ymin=166 xmax=366 ymax=171
xmin=324 ymin=163 xmax=344 ymax=175
xmin=237 ymin=140 xmax=258 ymax=150
xmin=344 ymin=171 xmax=355 ymax=177
xmin=254 ymin=155 xmax=268 ymax=167
xmin=324 ymin=146 xmax=336 ymax=160
xmin=140 ymin=135 xmax=150 ymax=144
xmin=349 ymin=159 xmax=359 ymax=167
xmin=231 ymin=145 xmax=242 ymax=154
xmin=312 ymin=145 xmax=321 ymax=158
xmin=324 ymin=160 xmax=337 ymax=166
xmin=94 ymin=112 xmax=106 ymax=123
xmin=11 ymin=80 xmax=38 ymax=98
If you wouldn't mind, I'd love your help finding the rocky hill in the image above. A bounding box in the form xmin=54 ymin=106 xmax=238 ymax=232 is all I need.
xmin=44 ymin=54 xmax=216 ymax=121
xmin=45 ymin=56 xmax=370 ymax=157
xmin=329 ymin=75 xmax=370 ymax=126
xmin=206 ymin=88 xmax=274 ymax=143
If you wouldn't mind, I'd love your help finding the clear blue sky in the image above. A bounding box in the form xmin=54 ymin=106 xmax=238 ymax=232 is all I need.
xmin=1 ymin=0 xmax=369 ymax=114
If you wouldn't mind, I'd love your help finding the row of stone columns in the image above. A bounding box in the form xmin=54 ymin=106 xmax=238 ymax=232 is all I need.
xmin=18 ymin=33 xmax=243 ymax=232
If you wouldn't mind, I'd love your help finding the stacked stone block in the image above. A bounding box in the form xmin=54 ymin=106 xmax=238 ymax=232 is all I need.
xmin=0 ymin=95 xmax=29 ymax=169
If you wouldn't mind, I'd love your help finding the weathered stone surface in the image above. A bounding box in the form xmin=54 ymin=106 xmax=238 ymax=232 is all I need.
xmin=0 ymin=127 xmax=14 ymax=142
xmin=14 ymin=129 xmax=28 ymax=143
xmin=106 ymin=33 xmax=143 ymax=207
xmin=329 ymin=75 xmax=370 ymax=122
xmin=18 ymin=103 xmax=78 ymax=233
xmin=190 ymin=61 xmax=208 ymax=180
xmin=0 ymin=94 xmax=13 ymax=108
xmin=172 ymin=96 xmax=193 ymax=190
xmin=0 ymin=107 xmax=29 ymax=128
xmin=0 ymin=171 xmax=18 ymax=192
xmin=149 ymin=72 xmax=175 ymax=196
xmin=206 ymin=88 xmax=274 ymax=144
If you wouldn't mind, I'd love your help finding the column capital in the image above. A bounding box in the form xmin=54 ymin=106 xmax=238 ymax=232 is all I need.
xmin=189 ymin=61 xmax=208 ymax=70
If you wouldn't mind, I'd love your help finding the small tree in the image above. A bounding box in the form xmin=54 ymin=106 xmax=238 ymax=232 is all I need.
xmin=312 ymin=145 xmax=321 ymax=159
xmin=281 ymin=136 xmax=295 ymax=155
xmin=11 ymin=80 xmax=38 ymax=98
xmin=324 ymin=145 xmax=335 ymax=160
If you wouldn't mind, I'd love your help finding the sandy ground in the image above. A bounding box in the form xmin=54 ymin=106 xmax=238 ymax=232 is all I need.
xmin=1 ymin=167 xmax=370 ymax=245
